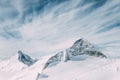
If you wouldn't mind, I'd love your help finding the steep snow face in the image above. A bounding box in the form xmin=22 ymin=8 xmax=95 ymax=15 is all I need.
xmin=0 ymin=54 xmax=26 ymax=72
xmin=18 ymin=51 xmax=37 ymax=66
xmin=0 ymin=53 xmax=27 ymax=80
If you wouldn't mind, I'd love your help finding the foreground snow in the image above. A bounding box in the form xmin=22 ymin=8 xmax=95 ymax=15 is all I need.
xmin=0 ymin=39 xmax=119 ymax=80
xmin=38 ymin=57 xmax=120 ymax=80
xmin=0 ymin=56 xmax=120 ymax=80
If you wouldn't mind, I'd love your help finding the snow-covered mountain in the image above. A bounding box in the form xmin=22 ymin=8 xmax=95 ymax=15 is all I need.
xmin=1 ymin=38 xmax=116 ymax=80
xmin=42 ymin=38 xmax=107 ymax=70
xmin=0 ymin=38 xmax=120 ymax=80
xmin=66 ymin=38 xmax=107 ymax=59
xmin=0 ymin=0 xmax=120 ymax=80
xmin=0 ymin=50 xmax=38 ymax=79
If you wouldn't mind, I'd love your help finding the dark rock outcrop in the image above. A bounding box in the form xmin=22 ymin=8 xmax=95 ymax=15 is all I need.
xmin=66 ymin=38 xmax=107 ymax=60
xmin=18 ymin=51 xmax=37 ymax=66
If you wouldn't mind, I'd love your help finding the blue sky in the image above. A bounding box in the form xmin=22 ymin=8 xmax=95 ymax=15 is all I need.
xmin=0 ymin=0 xmax=120 ymax=59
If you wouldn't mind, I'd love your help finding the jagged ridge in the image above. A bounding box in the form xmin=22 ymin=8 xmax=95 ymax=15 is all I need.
xmin=43 ymin=38 xmax=107 ymax=70
xmin=66 ymin=38 xmax=107 ymax=59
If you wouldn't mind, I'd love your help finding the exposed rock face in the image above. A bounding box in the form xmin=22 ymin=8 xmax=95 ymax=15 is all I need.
xmin=43 ymin=51 xmax=63 ymax=69
xmin=18 ymin=51 xmax=37 ymax=66
xmin=66 ymin=39 xmax=107 ymax=60
xmin=43 ymin=38 xmax=107 ymax=70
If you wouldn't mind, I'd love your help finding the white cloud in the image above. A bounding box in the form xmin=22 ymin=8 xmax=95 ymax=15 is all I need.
xmin=0 ymin=0 xmax=120 ymax=59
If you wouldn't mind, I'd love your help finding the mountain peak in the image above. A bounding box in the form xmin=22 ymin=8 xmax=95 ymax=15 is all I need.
xmin=18 ymin=50 xmax=23 ymax=54
xmin=68 ymin=38 xmax=107 ymax=60
xmin=72 ymin=38 xmax=94 ymax=49
xmin=74 ymin=38 xmax=84 ymax=44
xmin=42 ymin=38 xmax=107 ymax=70
xmin=18 ymin=50 xmax=37 ymax=66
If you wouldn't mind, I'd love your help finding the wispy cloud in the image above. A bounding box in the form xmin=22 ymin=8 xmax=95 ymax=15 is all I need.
xmin=0 ymin=0 xmax=120 ymax=59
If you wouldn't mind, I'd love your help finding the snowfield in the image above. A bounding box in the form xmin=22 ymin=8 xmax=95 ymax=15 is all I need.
xmin=0 ymin=39 xmax=120 ymax=80
xmin=40 ymin=58 xmax=120 ymax=80
xmin=0 ymin=56 xmax=120 ymax=80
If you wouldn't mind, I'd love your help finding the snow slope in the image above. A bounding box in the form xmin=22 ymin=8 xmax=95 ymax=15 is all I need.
xmin=9 ymin=54 xmax=55 ymax=80
xmin=1 ymin=55 xmax=120 ymax=80
xmin=39 ymin=58 xmax=120 ymax=80
xmin=0 ymin=54 xmax=27 ymax=80
xmin=0 ymin=38 xmax=120 ymax=80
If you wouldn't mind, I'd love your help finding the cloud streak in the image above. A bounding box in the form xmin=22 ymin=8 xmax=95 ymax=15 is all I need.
xmin=0 ymin=0 xmax=120 ymax=59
